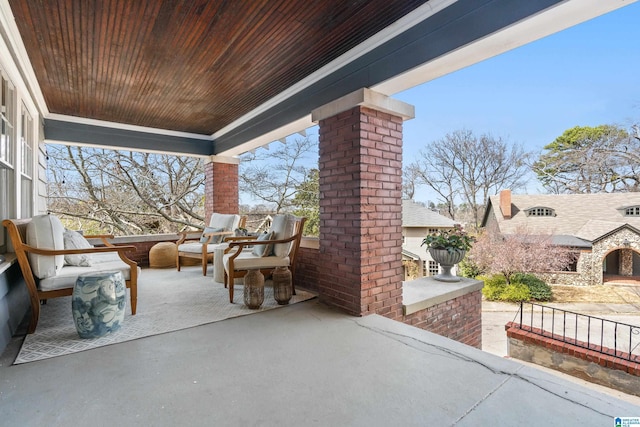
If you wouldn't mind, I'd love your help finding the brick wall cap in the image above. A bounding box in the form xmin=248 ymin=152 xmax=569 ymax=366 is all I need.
xmin=403 ymin=277 xmax=484 ymax=315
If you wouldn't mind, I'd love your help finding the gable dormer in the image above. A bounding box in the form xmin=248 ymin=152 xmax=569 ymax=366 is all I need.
xmin=620 ymin=206 xmax=640 ymax=217
xmin=524 ymin=206 xmax=556 ymax=217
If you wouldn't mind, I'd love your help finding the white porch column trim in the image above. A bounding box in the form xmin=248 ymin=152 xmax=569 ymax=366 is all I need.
xmin=311 ymin=88 xmax=415 ymax=123
xmin=206 ymin=155 xmax=240 ymax=165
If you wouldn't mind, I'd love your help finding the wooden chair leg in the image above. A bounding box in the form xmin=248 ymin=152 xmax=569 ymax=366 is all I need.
xmin=202 ymin=257 xmax=207 ymax=276
xmin=228 ymin=274 xmax=235 ymax=303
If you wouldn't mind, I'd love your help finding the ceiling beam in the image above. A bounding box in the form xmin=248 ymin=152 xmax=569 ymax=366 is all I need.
xmin=44 ymin=119 xmax=213 ymax=156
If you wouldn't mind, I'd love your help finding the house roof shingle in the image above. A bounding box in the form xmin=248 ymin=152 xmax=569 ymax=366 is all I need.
xmin=487 ymin=193 xmax=640 ymax=242
xmin=402 ymin=200 xmax=458 ymax=228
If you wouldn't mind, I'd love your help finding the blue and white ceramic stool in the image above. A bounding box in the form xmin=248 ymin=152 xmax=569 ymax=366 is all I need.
xmin=72 ymin=270 xmax=126 ymax=339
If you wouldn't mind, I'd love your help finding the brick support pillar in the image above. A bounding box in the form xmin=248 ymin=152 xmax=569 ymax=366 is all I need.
xmin=312 ymin=88 xmax=414 ymax=320
xmin=205 ymin=156 xmax=240 ymax=222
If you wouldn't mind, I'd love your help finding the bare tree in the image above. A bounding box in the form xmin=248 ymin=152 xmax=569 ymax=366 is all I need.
xmin=402 ymin=166 xmax=420 ymax=200
xmin=407 ymin=129 xmax=530 ymax=227
xmin=239 ymin=137 xmax=317 ymax=213
xmin=468 ymin=225 xmax=575 ymax=284
xmin=46 ymin=145 xmax=205 ymax=234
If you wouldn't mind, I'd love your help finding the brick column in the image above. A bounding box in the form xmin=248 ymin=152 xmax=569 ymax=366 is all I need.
xmin=205 ymin=156 xmax=240 ymax=221
xmin=312 ymin=88 xmax=414 ymax=320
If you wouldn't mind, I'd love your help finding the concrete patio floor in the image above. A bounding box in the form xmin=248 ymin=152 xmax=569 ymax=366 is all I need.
xmin=1 ymin=295 xmax=639 ymax=426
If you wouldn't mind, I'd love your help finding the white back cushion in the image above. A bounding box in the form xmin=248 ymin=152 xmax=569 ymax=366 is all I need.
xmin=208 ymin=213 xmax=239 ymax=232
xmin=26 ymin=214 xmax=66 ymax=279
xmin=270 ymin=214 xmax=295 ymax=257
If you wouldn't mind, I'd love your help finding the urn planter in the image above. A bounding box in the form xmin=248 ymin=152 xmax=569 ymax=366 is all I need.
xmin=428 ymin=248 xmax=466 ymax=282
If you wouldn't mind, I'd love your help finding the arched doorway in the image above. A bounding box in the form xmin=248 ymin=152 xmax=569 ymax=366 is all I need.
xmin=603 ymin=248 xmax=640 ymax=283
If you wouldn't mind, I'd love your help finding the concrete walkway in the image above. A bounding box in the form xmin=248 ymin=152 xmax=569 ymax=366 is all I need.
xmin=482 ymin=300 xmax=640 ymax=406
xmin=1 ymin=300 xmax=639 ymax=426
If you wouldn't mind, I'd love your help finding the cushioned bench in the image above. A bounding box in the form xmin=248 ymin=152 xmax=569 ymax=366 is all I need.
xmin=2 ymin=214 xmax=139 ymax=333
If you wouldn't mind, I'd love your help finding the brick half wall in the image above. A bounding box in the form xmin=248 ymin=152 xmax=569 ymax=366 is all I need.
xmin=402 ymin=289 xmax=482 ymax=349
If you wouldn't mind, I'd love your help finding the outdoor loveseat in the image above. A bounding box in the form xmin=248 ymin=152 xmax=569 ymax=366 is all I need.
xmin=2 ymin=214 xmax=139 ymax=333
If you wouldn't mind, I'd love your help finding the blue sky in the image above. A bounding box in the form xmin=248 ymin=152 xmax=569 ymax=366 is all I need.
xmin=241 ymin=3 xmax=640 ymax=206
xmin=396 ymin=3 xmax=640 ymax=204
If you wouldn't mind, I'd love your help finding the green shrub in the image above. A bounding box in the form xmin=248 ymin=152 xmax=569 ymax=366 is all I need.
xmin=479 ymin=274 xmax=507 ymax=300
xmin=512 ymin=273 xmax=553 ymax=301
xmin=499 ymin=283 xmax=531 ymax=302
xmin=458 ymin=258 xmax=484 ymax=278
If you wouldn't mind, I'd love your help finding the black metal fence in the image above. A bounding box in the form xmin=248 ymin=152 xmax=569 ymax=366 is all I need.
xmin=516 ymin=302 xmax=640 ymax=362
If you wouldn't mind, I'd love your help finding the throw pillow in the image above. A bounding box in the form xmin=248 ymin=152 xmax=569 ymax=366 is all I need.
xmin=234 ymin=228 xmax=248 ymax=237
xmin=251 ymin=232 xmax=273 ymax=257
xmin=63 ymin=229 xmax=94 ymax=266
xmin=199 ymin=227 xmax=225 ymax=244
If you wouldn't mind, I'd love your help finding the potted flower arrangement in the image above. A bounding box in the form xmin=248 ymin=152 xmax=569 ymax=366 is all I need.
xmin=421 ymin=225 xmax=474 ymax=282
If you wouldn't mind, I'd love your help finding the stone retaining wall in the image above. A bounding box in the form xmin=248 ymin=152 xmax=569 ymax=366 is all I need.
xmin=506 ymin=321 xmax=640 ymax=396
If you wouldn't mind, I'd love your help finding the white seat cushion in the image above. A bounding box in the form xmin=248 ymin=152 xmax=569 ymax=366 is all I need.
xmin=177 ymin=242 xmax=219 ymax=254
xmin=39 ymin=252 xmax=139 ymax=291
xmin=224 ymin=251 xmax=290 ymax=272
xmin=26 ymin=214 xmax=65 ymax=279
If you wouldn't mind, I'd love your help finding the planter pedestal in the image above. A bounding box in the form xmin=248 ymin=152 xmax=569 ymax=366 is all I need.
xmin=428 ymin=248 xmax=465 ymax=282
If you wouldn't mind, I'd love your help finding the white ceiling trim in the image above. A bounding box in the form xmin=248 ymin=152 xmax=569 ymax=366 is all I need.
xmin=45 ymin=113 xmax=213 ymax=141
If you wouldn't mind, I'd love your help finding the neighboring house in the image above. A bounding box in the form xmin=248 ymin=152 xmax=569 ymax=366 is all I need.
xmin=402 ymin=199 xmax=458 ymax=280
xmin=482 ymin=190 xmax=640 ymax=286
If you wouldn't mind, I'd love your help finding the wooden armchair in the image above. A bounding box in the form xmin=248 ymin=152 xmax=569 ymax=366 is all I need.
xmin=176 ymin=214 xmax=246 ymax=276
xmin=2 ymin=215 xmax=139 ymax=334
xmin=224 ymin=215 xmax=306 ymax=303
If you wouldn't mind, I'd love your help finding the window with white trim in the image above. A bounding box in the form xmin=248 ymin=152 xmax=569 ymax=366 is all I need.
xmin=423 ymin=260 xmax=439 ymax=276
xmin=428 ymin=260 xmax=439 ymax=276
xmin=0 ymin=71 xmax=16 ymax=253
xmin=524 ymin=207 xmax=555 ymax=217
xmin=20 ymin=103 xmax=33 ymax=217
xmin=624 ymin=206 xmax=640 ymax=217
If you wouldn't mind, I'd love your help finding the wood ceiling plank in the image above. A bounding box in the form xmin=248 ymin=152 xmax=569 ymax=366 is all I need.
xmin=8 ymin=0 xmax=428 ymax=134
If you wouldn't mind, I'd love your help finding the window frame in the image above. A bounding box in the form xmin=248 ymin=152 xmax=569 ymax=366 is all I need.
xmin=0 ymin=69 xmax=16 ymax=253
xmin=524 ymin=206 xmax=556 ymax=217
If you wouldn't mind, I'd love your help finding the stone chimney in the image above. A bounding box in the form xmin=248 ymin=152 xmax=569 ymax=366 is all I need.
xmin=499 ymin=189 xmax=512 ymax=219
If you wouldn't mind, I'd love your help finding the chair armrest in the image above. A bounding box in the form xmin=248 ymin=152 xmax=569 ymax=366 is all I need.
xmin=176 ymin=230 xmax=202 ymax=245
xmin=22 ymin=244 xmax=135 ymax=257
xmin=223 ymin=235 xmax=258 ymax=242
xmin=200 ymin=230 xmax=234 ymax=245
xmin=84 ymin=234 xmax=116 ymax=246
xmin=22 ymin=244 xmax=138 ymax=268
xmin=226 ymin=234 xmax=298 ymax=260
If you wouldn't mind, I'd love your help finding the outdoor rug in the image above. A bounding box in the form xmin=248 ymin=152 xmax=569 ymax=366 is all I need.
xmin=14 ymin=267 xmax=316 ymax=364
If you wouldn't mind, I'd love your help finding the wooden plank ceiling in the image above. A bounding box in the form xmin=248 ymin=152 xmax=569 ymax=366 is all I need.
xmin=9 ymin=0 xmax=429 ymax=135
